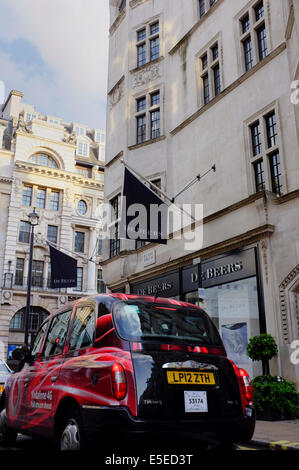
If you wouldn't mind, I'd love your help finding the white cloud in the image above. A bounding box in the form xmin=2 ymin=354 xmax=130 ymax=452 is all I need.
xmin=0 ymin=0 xmax=109 ymax=128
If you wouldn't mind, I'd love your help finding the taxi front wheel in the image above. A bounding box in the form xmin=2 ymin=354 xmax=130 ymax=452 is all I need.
xmin=0 ymin=409 xmax=17 ymax=447
xmin=59 ymin=407 xmax=87 ymax=451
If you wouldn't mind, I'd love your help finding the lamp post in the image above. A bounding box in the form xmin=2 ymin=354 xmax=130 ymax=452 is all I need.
xmin=24 ymin=208 xmax=39 ymax=346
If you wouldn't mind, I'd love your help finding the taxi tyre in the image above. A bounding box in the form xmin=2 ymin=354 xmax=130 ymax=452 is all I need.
xmin=0 ymin=409 xmax=17 ymax=447
xmin=59 ymin=407 xmax=88 ymax=451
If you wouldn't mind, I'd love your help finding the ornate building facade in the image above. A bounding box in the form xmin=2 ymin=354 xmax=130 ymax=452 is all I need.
xmin=0 ymin=90 xmax=105 ymax=365
xmin=103 ymin=0 xmax=299 ymax=387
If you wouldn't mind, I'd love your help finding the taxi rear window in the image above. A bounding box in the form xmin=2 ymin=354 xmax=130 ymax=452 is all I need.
xmin=112 ymin=301 xmax=222 ymax=346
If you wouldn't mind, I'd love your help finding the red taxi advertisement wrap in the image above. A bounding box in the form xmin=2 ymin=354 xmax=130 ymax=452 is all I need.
xmin=0 ymin=294 xmax=256 ymax=450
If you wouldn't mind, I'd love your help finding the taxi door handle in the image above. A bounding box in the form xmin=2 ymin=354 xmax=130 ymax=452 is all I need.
xmin=51 ymin=376 xmax=57 ymax=383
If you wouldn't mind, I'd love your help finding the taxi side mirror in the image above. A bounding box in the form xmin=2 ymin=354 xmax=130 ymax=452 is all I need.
xmin=12 ymin=345 xmax=30 ymax=362
xmin=95 ymin=314 xmax=113 ymax=342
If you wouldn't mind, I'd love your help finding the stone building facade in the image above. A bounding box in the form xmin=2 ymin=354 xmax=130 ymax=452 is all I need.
xmin=0 ymin=90 xmax=105 ymax=365
xmin=103 ymin=0 xmax=299 ymax=387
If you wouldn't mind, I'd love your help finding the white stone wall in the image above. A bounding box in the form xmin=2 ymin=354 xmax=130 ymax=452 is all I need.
xmin=105 ymin=0 xmax=299 ymax=387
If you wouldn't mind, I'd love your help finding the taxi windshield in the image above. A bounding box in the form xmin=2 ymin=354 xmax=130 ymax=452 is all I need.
xmin=112 ymin=300 xmax=222 ymax=346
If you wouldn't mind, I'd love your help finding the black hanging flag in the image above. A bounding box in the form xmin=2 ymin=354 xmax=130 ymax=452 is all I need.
xmin=120 ymin=168 xmax=168 ymax=244
xmin=49 ymin=245 xmax=77 ymax=288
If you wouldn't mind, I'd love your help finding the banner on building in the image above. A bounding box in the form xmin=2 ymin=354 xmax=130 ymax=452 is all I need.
xmin=120 ymin=168 xmax=168 ymax=244
xmin=49 ymin=245 xmax=77 ymax=288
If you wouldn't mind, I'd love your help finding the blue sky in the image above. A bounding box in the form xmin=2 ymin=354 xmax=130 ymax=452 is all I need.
xmin=0 ymin=0 xmax=109 ymax=130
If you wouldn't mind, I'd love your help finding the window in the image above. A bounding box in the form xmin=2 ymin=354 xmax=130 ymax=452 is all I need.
xmin=137 ymin=43 xmax=146 ymax=68
xmin=43 ymin=310 xmax=72 ymax=357
xmin=98 ymin=237 xmax=103 ymax=256
xmin=248 ymin=109 xmax=283 ymax=195
xmin=75 ymin=231 xmax=85 ymax=253
xmin=110 ymin=194 xmax=120 ymax=258
xmin=269 ymin=151 xmax=283 ymax=196
xmin=241 ymin=14 xmax=250 ymax=34
xmin=136 ymin=20 xmax=160 ymax=68
xmin=203 ymin=74 xmax=210 ymax=104
xmin=9 ymin=308 xmax=48 ymax=333
xmin=119 ymin=0 xmax=126 ymax=12
xmin=29 ymin=153 xmax=58 ymax=168
xmin=250 ymin=121 xmax=262 ymax=156
xmin=265 ymin=111 xmax=278 ymax=148
xmin=15 ymin=258 xmax=24 ymax=286
xmin=136 ymin=114 xmax=146 ymax=144
xmin=254 ymin=1 xmax=264 ymax=21
xmin=74 ymin=126 xmax=86 ymax=137
xmin=69 ymin=306 xmax=95 ymax=350
xmin=150 ymin=110 xmax=160 ymax=139
xmin=243 ymin=37 xmax=253 ymax=71
xmin=256 ymin=24 xmax=268 ymax=60
xmin=47 ymin=225 xmax=58 ymax=244
xmin=199 ymin=41 xmax=221 ymax=106
xmin=49 ymin=191 xmax=59 ymax=211
xmin=213 ymin=64 xmax=221 ymax=96
xmin=76 ymin=267 xmax=83 ymax=291
xmin=254 ymin=160 xmax=265 ymax=191
xmin=199 ymin=0 xmax=205 ymax=18
xmin=198 ymin=0 xmax=217 ymax=18
xmin=239 ymin=1 xmax=268 ymax=73
xmin=77 ymin=200 xmax=87 ymax=215
xmin=25 ymin=112 xmax=37 ymax=122
xmin=135 ymin=90 xmax=161 ymax=144
xmin=150 ymin=37 xmax=160 ymax=62
xmin=77 ymin=141 xmax=89 ymax=157
xmin=137 ymin=96 xmax=146 ymax=112
xmin=19 ymin=221 xmax=31 ymax=243
xmin=22 ymin=186 xmax=32 ymax=206
xmin=32 ymin=260 xmax=44 ymax=287
xmin=36 ymin=188 xmax=46 ymax=209
xmin=75 ymin=165 xmax=90 ymax=178
xmin=97 ymin=269 xmax=106 ymax=293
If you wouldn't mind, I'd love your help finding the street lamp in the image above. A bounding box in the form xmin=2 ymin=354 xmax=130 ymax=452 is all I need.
xmin=24 ymin=207 xmax=39 ymax=346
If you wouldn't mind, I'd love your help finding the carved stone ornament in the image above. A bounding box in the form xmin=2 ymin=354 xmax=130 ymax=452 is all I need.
xmin=109 ymin=78 xmax=125 ymax=109
xmin=15 ymin=112 xmax=33 ymax=134
xmin=132 ymin=62 xmax=161 ymax=88
xmin=63 ymin=131 xmax=77 ymax=144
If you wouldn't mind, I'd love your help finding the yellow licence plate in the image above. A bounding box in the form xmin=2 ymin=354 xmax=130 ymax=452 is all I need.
xmin=167 ymin=371 xmax=215 ymax=385
xmin=0 ymin=385 xmax=4 ymax=393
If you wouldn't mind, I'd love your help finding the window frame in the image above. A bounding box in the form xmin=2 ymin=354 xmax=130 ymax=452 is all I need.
xmin=198 ymin=37 xmax=222 ymax=107
xmin=237 ymin=0 xmax=270 ymax=74
xmin=18 ymin=220 xmax=31 ymax=244
xmin=135 ymin=19 xmax=160 ymax=69
xmin=246 ymin=105 xmax=285 ymax=196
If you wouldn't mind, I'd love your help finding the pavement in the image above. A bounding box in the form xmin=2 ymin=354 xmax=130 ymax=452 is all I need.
xmin=250 ymin=419 xmax=299 ymax=450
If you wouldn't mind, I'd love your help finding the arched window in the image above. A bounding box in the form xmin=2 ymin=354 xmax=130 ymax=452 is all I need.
xmin=29 ymin=152 xmax=58 ymax=169
xmin=10 ymin=307 xmax=49 ymax=333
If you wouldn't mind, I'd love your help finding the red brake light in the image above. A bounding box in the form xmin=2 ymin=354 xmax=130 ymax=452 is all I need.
xmin=238 ymin=368 xmax=254 ymax=402
xmin=230 ymin=360 xmax=253 ymax=410
xmin=111 ymin=363 xmax=127 ymax=401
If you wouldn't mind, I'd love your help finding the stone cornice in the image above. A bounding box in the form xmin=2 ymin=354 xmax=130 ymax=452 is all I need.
xmin=128 ymin=135 xmax=166 ymax=151
xmin=285 ymin=4 xmax=295 ymax=40
xmin=105 ymin=224 xmax=275 ymax=289
xmin=14 ymin=130 xmax=76 ymax=149
xmin=14 ymin=160 xmax=104 ymax=190
xmin=171 ymin=43 xmax=287 ymax=136
xmin=109 ymin=7 xmax=126 ymax=35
